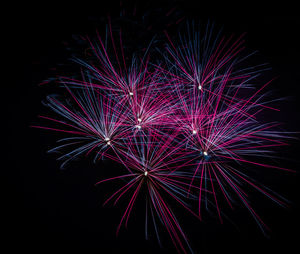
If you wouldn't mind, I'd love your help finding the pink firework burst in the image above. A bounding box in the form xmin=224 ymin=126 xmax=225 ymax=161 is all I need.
xmin=170 ymin=62 xmax=291 ymax=232
xmin=32 ymin=82 xmax=131 ymax=167
xmin=96 ymin=131 xmax=202 ymax=253
xmin=33 ymin=18 xmax=294 ymax=253
xmin=61 ymin=23 xmax=155 ymax=100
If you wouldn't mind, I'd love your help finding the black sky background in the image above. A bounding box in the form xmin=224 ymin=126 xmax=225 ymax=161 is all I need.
xmin=6 ymin=1 xmax=300 ymax=253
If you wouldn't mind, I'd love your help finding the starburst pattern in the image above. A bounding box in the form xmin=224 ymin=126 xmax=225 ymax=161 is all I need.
xmin=33 ymin=21 xmax=292 ymax=253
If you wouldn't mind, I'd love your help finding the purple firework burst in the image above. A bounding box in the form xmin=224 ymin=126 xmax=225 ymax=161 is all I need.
xmin=33 ymin=19 xmax=293 ymax=254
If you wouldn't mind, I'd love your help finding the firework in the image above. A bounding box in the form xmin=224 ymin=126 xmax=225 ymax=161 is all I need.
xmin=168 ymin=54 xmax=290 ymax=231
xmin=33 ymin=18 xmax=292 ymax=253
xmin=32 ymin=81 xmax=130 ymax=167
xmin=162 ymin=22 xmax=269 ymax=93
xmin=61 ymin=23 xmax=155 ymax=100
xmin=96 ymin=131 xmax=202 ymax=253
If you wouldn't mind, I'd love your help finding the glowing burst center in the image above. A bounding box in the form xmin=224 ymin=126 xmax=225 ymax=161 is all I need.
xmin=203 ymin=151 xmax=208 ymax=156
xmin=104 ymin=137 xmax=111 ymax=145
xmin=136 ymin=125 xmax=142 ymax=129
xmin=144 ymin=171 xmax=148 ymax=176
xmin=192 ymin=130 xmax=197 ymax=134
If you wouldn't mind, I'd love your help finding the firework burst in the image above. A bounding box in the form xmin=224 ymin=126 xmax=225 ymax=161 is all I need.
xmin=33 ymin=17 xmax=293 ymax=253
xmin=96 ymin=131 xmax=202 ymax=253
xmin=32 ymin=81 xmax=131 ymax=167
xmin=171 ymin=65 xmax=290 ymax=231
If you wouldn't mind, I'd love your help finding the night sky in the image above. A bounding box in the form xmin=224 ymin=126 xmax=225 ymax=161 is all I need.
xmin=7 ymin=1 xmax=300 ymax=253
